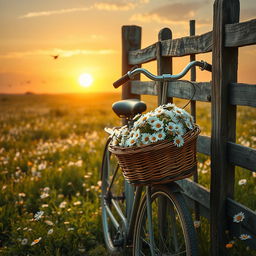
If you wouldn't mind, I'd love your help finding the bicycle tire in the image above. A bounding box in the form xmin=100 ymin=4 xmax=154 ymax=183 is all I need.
xmin=133 ymin=185 xmax=198 ymax=256
xmin=101 ymin=139 xmax=127 ymax=254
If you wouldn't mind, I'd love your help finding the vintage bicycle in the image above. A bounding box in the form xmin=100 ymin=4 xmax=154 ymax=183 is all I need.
xmin=100 ymin=60 xmax=212 ymax=255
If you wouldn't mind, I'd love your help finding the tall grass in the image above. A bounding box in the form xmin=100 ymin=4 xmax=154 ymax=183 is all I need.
xmin=0 ymin=94 xmax=255 ymax=255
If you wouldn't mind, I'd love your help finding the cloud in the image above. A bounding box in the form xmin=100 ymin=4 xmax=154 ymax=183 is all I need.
xmin=130 ymin=1 xmax=210 ymax=26
xmin=0 ymin=48 xmax=116 ymax=59
xmin=19 ymin=0 xmax=149 ymax=19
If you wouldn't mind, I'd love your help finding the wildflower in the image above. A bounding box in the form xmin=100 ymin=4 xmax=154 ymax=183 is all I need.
xmin=252 ymin=172 xmax=256 ymax=178
xmin=225 ymin=243 xmax=233 ymax=249
xmin=185 ymin=120 xmax=193 ymax=130
xmin=164 ymin=103 xmax=175 ymax=109
xmin=67 ymin=227 xmax=74 ymax=231
xmin=59 ymin=201 xmax=67 ymax=208
xmin=18 ymin=193 xmax=26 ymax=197
xmin=174 ymin=107 xmax=183 ymax=116
xmin=73 ymin=201 xmax=81 ymax=206
xmin=238 ymin=179 xmax=247 ymax=186
xmin=126 ymin=137 xmax=136 ymax=147
xmin=147 ymin=116 xmax=159 ymax=125
xmin=141 ymin=133 xmax=151 ymax=145
xmin=156 ymin=131 xmax=166 ymax=141
xmin=233 ymin=212 xmax=245 ymax=223
xmin=2 ymin=185 xmax=7 ymax=191
xmin=41 ymin=204 xmax=48 ymax=208
xmin=21 ymin=238 xmax=28 ymax=245
xmin=165 ymin=110 xmax=178 ymax=123
xmin=97 ymin=180 xmax=102 ymax=187
xmin=34 ymin=211 xmax=44 ymax=221
xmin=78 ymin=248 xmax=85 ymax=252
xmin=47 ymin=229 xmax=53 ymax=235
xmin=134 ymin=130 xmax=141 ymax=140
xmin=64 ymin=221 xmax=70 ymax=225
xmin=173 ymin=123 xmax=184 ymax=134
xmin=194 ymin=221 xmax=201 ymax=228
xmin=173 ymin=136 xmax=184 ymax=147
xmin=149 ymin=134 xmax=158 ymax=143
xmin=155 ymin=107 xmax=164 ymax=115
xmin=40 ymin=192 xmax=49 ymax=199
xmin=44 ymin=220 xmax=54 ymax=226
xmin=151 ymin=120 xmax=164 ymax=131
xmin=43 ymin=187 xmax=50 ymax=193
xmin=166 ymin=122 xmax=176 ymax=132
xmin=239 ymin=234 xmax=252 ymax=240
xmin=31 ymin=237 xmax=42 ymax=246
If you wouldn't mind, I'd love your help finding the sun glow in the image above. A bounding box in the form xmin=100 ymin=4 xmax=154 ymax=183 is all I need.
xmin=78 ymin=73 xmax=93 ymax=88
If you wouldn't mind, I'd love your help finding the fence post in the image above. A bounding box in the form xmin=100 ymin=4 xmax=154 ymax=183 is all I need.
xmin=122 ymin=25 xmax=141 ymax=102
xmin=156 ymin=28 xmax=173 ymax=105
xmin=210 ymin=0 xmax=239 ymax=255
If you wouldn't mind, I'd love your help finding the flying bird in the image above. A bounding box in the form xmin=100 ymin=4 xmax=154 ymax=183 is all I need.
xmin=51 ymin=55 xmax=59 ymax=60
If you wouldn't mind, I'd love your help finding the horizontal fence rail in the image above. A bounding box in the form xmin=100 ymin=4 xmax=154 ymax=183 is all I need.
xmin=225 ymin=19 xmax=256 ymax=47
xmin=128 ymin=18 xmax=256 ymax=66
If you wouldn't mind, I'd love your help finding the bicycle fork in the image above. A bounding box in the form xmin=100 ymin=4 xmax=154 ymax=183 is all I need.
xmin=146 ymin=186 xmax=156 ymax=256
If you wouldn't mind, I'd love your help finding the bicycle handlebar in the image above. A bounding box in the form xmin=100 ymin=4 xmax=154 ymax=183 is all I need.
xmin=113 ymin=60 xmax=212 ymax=88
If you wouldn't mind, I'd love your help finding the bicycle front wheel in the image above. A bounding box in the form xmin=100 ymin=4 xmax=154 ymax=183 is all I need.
xmin=133 ymin=185 xmax=198 ymax=256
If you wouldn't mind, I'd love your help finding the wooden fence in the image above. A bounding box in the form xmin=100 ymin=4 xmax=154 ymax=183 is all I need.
xmin=120 ymin=0 xmax=256 ymax=255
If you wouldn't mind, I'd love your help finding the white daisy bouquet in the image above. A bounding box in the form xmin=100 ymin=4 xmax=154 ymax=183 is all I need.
xmin=111 ymin=103 xmax=195 ymax=148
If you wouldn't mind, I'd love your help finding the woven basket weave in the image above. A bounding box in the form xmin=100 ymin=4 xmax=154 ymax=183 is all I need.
xmin=109 ymin=126 xmax=200 ymax=185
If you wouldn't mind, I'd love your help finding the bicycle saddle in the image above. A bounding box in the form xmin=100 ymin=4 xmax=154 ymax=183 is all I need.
xmin=112 ymin=99 xmax=147 ymax=118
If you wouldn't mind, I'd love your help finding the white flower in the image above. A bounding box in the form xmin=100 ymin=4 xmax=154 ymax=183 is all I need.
xmin=154 ymin=107 xmax=164 ymax=116
xmin=47 ymin=228 xmax=53 ymax=235
xmin=239 ymin=234 xmax=252 ymax=240
xmin=111 ymin=138 xmax=119 ymax=146
xmin=165 ymin=110 xmax=178 ymax=123
xmin=21 ymin=238 xmax=28 ymax=245
xmin=73 ymin=201 xmax=81 ymax=206
xmin=126 ymin=137 xmax=137 ymax=147
xmin=252 ymin=172 xmax=256 ymax=178
xmin=43 ymin=187 xmax=50 ymax=193
xmin=149 ymin=134 xmax=159 ymax=143
xmin=151 ymin=120 xmax=164 ymax=131
xmin=44 ymin=220 xmax=54 ymax=226
xmin=233 ymin=212 xmax=245 ymax=223
xmin=166 ymin=122 xmax=176 ymax=132
xmin=185 ymin=120 xmax=193 ymax=130
xmin=147 ymin=116 xmax=159 ymax=125
xmin=34 ymin=211 xmax=44 ymax=221
xmin=141 ymin=133 xmax=151 ymax=145
xmin=67 ymin=227 xmax=74 ymax=231
xmin=31 ymin=237 xmax=41 ymax=246
xmin=41 ymin=204 xmax=49 ymax=208
xmin=174 ymin=125 xmax=185 ymax=136
xmin=173 ymin=136 xmax=184 ymax=147
xmin=18 ymin=193 xmax=26 ymax=197
xmin=238 ymin=179 xmax=247 ymax=186
xmin=156 ymin=131 xmax=166 ymax=141
xmin=134 ymin=130 xmax=141 ymax=140
xmin=59 ymin=201 xmax=67 ymax=208
xmin=40 ymin=192 xmax=49 ymax=199
xmin=174 ymin=107 xmax=183 ymax=116
xmin=164 ymin=103 xmax=175 ymax=109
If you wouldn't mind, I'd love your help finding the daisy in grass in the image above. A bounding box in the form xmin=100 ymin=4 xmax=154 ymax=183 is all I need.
xmin=174 ymin=136 xmax=184 ymax=147
xmin=156 ymin=131 xmax=166 ymax=141
xmin=34 ymin=211 xmax=44 ymax=221
xmin=21 ymin=238 xmax=28 ymax=245
xmin=31 ymin=237 xmax=41 ymax=246
xmin=239 ymin=234 xmax=252 ymax=240
xmin=238 ymin=179 xmax=247 ymax=186
xmin=149 ymin=134 xmax=159 ymax=143
xmin=233 ymin=212 xmax=245 ymax=223
xmin=151 ymin=120 xmax=164 ymax=131
xmin=141 ymin=133 xmax=151 ymax=145
xmin=47 ymin=228 xmax=53 ymax=235
xmin=126 ymin=137 xmax=137 ymax=147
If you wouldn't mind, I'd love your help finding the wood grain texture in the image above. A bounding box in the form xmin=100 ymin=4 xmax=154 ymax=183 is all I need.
xmin=210 ymin=0 xmax=239 ymax=254
xmin=130 ymin=80 xmax=212 ymax=102
xmin=197 ymin=135 xmax=211 ymax=155
xmin=225 ymin=19 xmax=256 ymax=47
xmin=229 ymin=83 xmax=256 ymax=107
xmin=228 ymin=142 xmax=256 ymax=171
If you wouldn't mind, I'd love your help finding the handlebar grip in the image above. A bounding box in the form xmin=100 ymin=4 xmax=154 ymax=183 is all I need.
xmin=113 ymin=73 xmax=130 ymax=88
xmin=204 ymin=62 xmax=212 ymax=72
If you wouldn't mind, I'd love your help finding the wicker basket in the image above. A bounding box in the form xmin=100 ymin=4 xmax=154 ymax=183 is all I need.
xmin=108 ymin=125 xmax=200 ymax=185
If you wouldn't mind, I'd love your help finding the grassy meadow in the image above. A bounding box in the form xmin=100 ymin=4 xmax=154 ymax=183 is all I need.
xmin=0 ymin=93 xmax=255 ymax=255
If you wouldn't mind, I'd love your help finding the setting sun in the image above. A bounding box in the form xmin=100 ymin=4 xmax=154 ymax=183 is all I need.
xmin=78 ymin=73 xmax=93 ymax=88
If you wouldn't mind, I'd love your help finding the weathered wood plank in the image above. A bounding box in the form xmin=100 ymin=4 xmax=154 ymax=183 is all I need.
xmin=162 ymin=31 xmax=212 ymax=57
xmin=210 ymin=0 xmax=239 ymax=254
xmin=197 ymin=135 xmax=211 ymax=155
xmin=225 ymin=19 xmax=256 ymax=47
xmin=128 ymin=43 xmax=156 ymax=65
xmin=128 ymin=31 xmax=213 ymax=65
xmin=229 ymin=83 xmax=256 ymax=107
xmin=228 ymin=142 xmax=256 ymax=171
xmin=157 ymin=28 xmax=173 ymax=105
xmin=130 ymin=80 xmax=212 ymax=102
xmin=176 ymin=179 xmax=210 ymax=209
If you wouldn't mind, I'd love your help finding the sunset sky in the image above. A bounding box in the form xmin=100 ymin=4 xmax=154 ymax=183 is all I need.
xmin=0 ymin=0 xmax=255 ymax=94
